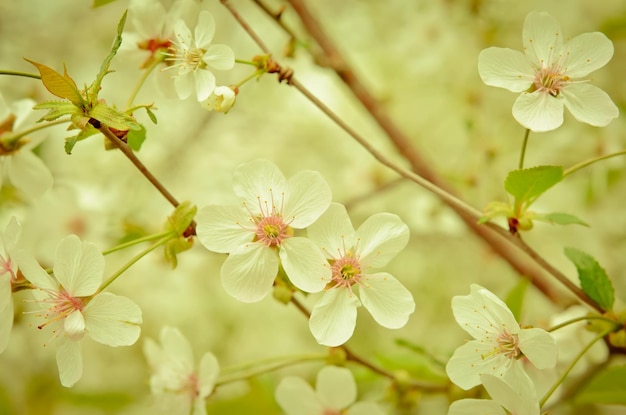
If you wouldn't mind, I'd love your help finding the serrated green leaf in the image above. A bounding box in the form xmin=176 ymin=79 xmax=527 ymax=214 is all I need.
xmin=576 ymin=365 xmax=626 ymax=405
xmin=127 ymin=124 xmax=146 ymax=151
xmin=93 ymin=0 xmax=117 ymax=7
xmin=89 ymin=103 xmax=138 ymax=131
xmin=505 ymin=278 xmax=529 ymax=321
xmin=88 ymin=10 xmax=127 ymax=101
xmin=25 ymin=59 xmax=83 ymax=105
xmin=505 ymin=166 xmax=563 ymax=207
xmin=535 ymin=212 xmax=589 ymax=227
xmin=145 ymin=107 xmax=157 ymax=124
xmin=564 ymin=247 xmax=614 ymax=310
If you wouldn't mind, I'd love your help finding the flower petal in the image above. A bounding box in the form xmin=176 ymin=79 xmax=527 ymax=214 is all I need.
xmin=197 ymin=351 xmax=219 ymax=398
xmin=359 ymin=272 xmax=414 ymax=329
xmin=481 ymin=372 xmax=539 ymax=415
xmin=478 ymin=47 xmax=534 ymax=92
xmin=306 ymin=203 xmax=356 ymax=260
xmin=519 ymin=327 xmax=557 ymax=369
xmin=448 ymin=399 xmax=506 ymax=415
xmin=64 ymin=310 xmax=86 ymax=341
xmin=83 ymin=292 xmax=142 ymax=346
xmin=196 ymin=205 xmax=253 ymax=253
xmin=15 ymin=249 xmax=57 ymax=291
xmin=204 ymin=44 xmax=235 ymax=70
xmin=445 ymin=341 xmax=512 ymax=390
xmin=275 ymin=376 xmax=324 ymax=415
xmin=194 ymin=11 xmax=216 ymax=49
xmin=160 ymin=326 xmax=194 ymax=374
xmin=283 ymin=171 xmax=332 ymax=228
xmin=220 ymin=243 xmax=278 ymax=302
xmin=2 ymin=216 xmax=22 ymax=256
xmin=316 ymin=366 xmax=356 ymax=410
xmin=563 ymin=32 xmax=614 ymax=78
xmin=56 ymin=337 xmax=83 ymax=387
xmin=174 ymin=73 xmax=195 ymax=100
xmin=522 ymin=11 xmax=563 ymax=67
xmin=309 ymin=288 xmax=360 ymax=347
xmin=356 ymin=213 xmax=409 ymax=268
xmin=451 ymin=284 xmax=520 ymax=340
xmin=0 ymin=277 xmax=13 ymax=353
xmin=53 ymin=235 xmax=103 ymax=297
xmin=233 ymin=160 xmax=287 ymax=213
xmin=279 ymin=237 xmax=330 ymax=293
xmin=9 ymin=150 xmax=53 ymax=200
xmin=173 ymin=18 xmax=193 ymax=48
xmin=193 ymin=69 xmax=216 ymax=102
xmin=562 ymin=83 xmax=619 ymax=127
xmin=512 ymin=91 xmax=564 ymax=132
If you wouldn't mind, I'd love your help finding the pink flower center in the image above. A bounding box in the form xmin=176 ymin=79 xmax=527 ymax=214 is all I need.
xmin=245 ymin=188 xmax=293 ymax=248
xmin=533 ymin=66 xmax=570 ymax=97
xmin=0 ymin=255 xmax=16 ymax=281
xmin=482 ymin=330 xmax=521 ymax=361
xmin=326 ymin=238 xmax=368 ymax=294
xmin=35 ymin=288 xmax=85 ymax=331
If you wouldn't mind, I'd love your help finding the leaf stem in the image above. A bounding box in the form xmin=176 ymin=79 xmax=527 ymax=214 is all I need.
xmin=518 ymin=128 xmax=531 ymax=170
xmin=563 ymin=150 xmax=626 ymax=179
xmin=548 ymin=315 xmax=618 ymax=332
xmin=3 ymin=118 xmax=69 ymax=146
xmin=102 ymin=230 xmax=174 ymax=255
xmin=539 ymin=327 xmax=615 ymax=408
xmin=0 ymin=70 xmax=41 ymax=79
xmin=99 ymin=234 xmax=172 ymax=291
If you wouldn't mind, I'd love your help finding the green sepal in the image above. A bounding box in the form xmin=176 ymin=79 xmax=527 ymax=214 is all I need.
xmin=576 ymin=365 xmax=626 ymax=405
xmin=33 ymin=101 xmax=78 ymax=122
xmin=533 ymin=212 xmax=589 ymax=227
xmin=127 ymin=123 xmax=146 ymax=151
xmin=478 ymin=201 xmax=513 ymax=224
xmin=25 ymin=59 xmax=83 ymax=105
xmin=163 ymin=236 xmax=193 ymax=269
xmin=64 ymin=127 xmax=97 ymax=155
xmin=88 ymin=10 xmax=127 ymax=102
xmin=564 ymin=247 xmax=614 ymax=311
xmin=89 ymin=102 xmax=139 ymax=131
xmin=505 ymin=165 xmax=563 ymax=209
xmin=145 ymin=107 xmax=158 ymax=124
xmin=166 ymin=201 xmax=197 ymax=235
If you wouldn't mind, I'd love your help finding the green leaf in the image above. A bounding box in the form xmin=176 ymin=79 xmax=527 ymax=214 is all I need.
xmin=534 ymin=212 xmax=589 ymax=227
xmin=33 ymin=101 xmax=77 ymax=122
xmin=93 ymin=0 xmax=118 ymax=7
xmin=505 ymin=278 xmax=529 ymax=321
xmin=88 ymin=10 xmax=127 ymax=101
xmin=145 ymin=107 xmax=158 ymax=124
xmin=564 ymin=247 xmax=614 ymax=310
xmin=576 ymin=365 xmax=626 ymax=405
xmin=167 ymin=202 xmax=197 ymax=235
xmin=505 ymin=165 xmax=563 ymax=207
xmin=89 ymin=103 xmax=138 ymax=131
xmin=127 ymin=124 xmax=146 ymax=151
xmin=25 ymin=59 xmax=83 ymax=105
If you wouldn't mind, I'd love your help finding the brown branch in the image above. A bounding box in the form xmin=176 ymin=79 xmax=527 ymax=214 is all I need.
xmin=279 ymin=0 xmax=602 ymax=311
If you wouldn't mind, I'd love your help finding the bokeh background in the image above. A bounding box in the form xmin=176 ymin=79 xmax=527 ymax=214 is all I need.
xmin=1 ymin=0 xmax=626 ymax=413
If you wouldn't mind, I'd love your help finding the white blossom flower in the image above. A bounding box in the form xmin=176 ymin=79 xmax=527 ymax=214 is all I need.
xmin=478 ymin=10 xmax=618 ymax=132
xmin=144 ymin=326 xmax=219 ymax=415
xmin=201 ymin=85 xmax=237 ymax=113
xmin=307 ymin=203 xmax=415 ymax=347
xmin=196 ymin=160 xmax=332 ymax=303
xmin=0 ymin=94 xmax=53 ymax=199
xmin=448 ymin=373 xmax=540 ymax=415
xmin=445 ymin=284 xmax=557 ymax=390
xmin=0 ymin=217 xmax=21 ymax=353
xmin=165 ymin=11 xmax=235 ymax=101
xmin=16 ymin=234 xmax=142 ymax=387
xmin=276 ymin=365 xmax=385 ymax=415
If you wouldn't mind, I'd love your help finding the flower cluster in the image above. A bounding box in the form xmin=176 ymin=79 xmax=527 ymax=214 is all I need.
xmin=196 ymin=160 xmax=415 ymax=346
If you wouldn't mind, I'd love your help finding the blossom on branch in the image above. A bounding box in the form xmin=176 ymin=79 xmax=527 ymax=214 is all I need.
xmin=0 ymin=94 xmax=53 ymax=199
xmin=16 ymin=235 xmax=142 ymax=387
xmin=201 ymin=85 xmax=237 ymax=113
xmin=448 ymin=373 xmax=540 ymax=415
xmin=478 ymin=11 xmax=618 ymax=132
xmin=143 ymin=326 xmax=219 ymax=415
xmin=306 ymin=203 xmax=415 ymax=347
xmin=445 ymin=284 xmax=557 ymax=390
xmin=165 ymin=11 xmax=235 ymax=101
xmin=275 ymin=365 xmax=385 ymax=415
xmin=0 ymin=217 xmax=21 ymax=353
xmin=196 ymin=160 xmax=332 ymax=303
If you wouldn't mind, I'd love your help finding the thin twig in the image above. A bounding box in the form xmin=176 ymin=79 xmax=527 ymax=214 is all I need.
xmin=221 ymin=0 xmax=271 ymax=54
